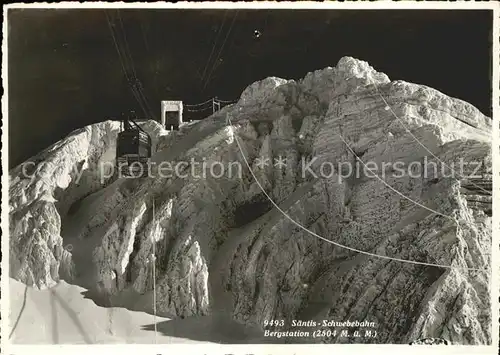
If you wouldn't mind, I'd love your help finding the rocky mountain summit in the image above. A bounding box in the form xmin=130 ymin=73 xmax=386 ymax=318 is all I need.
xmin=8 ymin=57 xmax=492 ymax=344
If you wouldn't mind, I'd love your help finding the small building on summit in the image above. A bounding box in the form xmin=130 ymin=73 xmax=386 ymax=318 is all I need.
xmin=161 ymin=100 xmax=183 ymax=131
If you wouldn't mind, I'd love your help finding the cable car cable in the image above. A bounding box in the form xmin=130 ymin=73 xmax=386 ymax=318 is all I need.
xmin=116 ymin=10 xmax=158 ymax=121
xmin=202 ymin=10 xmax=239 ymax=92
xmin=105 ymin=10 xmax=150 ymax=119
xmin=200 ymin=10 xmax=228 ymax=87
xmin=117 ymin=11 xmax=156 ymax=120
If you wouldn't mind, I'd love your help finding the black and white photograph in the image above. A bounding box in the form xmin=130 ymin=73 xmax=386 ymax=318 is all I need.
xmin=2 ymin=2 xmax=499 ymax=353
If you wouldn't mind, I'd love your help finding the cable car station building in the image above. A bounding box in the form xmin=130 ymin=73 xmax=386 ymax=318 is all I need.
xmin=161 ymin=100 xmax=183 ymax=131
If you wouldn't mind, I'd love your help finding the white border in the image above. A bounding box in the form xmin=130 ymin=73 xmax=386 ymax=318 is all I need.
xmin=490 ymin=3 xmax=500 ymax=353
xmin=1 ymin=2 xmax=499 ymax=355
xmin=1 ymin=1 xmax=499 ymax=10
xmin=4 ymin=344 xmax=499 ymax=355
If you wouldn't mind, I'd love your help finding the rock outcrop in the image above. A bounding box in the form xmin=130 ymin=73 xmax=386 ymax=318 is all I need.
xmin=8 ymin=57 xmax=492 ymax=344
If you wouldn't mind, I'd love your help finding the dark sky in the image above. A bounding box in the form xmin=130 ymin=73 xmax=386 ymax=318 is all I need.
xmin=7 ymin=8 xmax=493 ymax=168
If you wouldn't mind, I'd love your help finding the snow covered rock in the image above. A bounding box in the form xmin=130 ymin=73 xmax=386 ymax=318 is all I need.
xmin=8 ymin=120 xmax=165 ymax=289
xmin=8 ymin=56 xmax=492 ymax=344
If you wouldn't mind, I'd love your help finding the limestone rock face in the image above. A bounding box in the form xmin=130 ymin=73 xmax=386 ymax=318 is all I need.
xmin=8 ymin=120 xmax=164 ymax=289
xmin=8 ymin=56 xmax=492 ymax=344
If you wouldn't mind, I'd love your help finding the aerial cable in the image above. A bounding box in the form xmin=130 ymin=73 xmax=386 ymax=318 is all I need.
xmin=200 ymin=10 xmax=228 ymax=87
xmin=202 ymin=10 xmax=238 ymax=92
xmin=105 ymin=10 xmax=150 ymax=119
xmin=183 ymin=97 xmax=237 ymax=108
xmin=337 ymin=132 xmax=457 ymax=223
xmin=373 ymin=84 xmax=491 ymax=196
xmin=184 ymin=98 xmax=215 ymax=107
xmin=116 ymin=10 xmax=157 ymax=121
xmin=202 ymin=10 xmax=239 ymax=92
xmin=116 ymin=10 xmax=138 ymax=80
xmin=151 ymin=199 xmax=158 ymax=344
xmin=226 ymin=114 xmax=489 ymax=272
xmin=105 ymin=10 xmax=148 ymax=118
xmin=108 ymin=10 xmax=154 ymax=121
xmin=139 ymin=13 xmax=150 ymax=53
xmin=135 ymin=79 xmax=158 ymax=121
xmin=184 ymin=106 xmax=214 ymax=113
xmin=104 ymin=10 xmax=130 ymax=81
xmin=336 ymin=127 xmax=488 ymax=233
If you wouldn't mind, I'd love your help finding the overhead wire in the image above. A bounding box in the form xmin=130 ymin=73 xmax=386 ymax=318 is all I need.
xmin=116 ymin=10 xmax=138 ymax=80
xmin=183 ymin=97 xmax=237 ymax=112
xmin=116 ymin=10 xmax=158 ymax=121
xmin=373 ymin=84 xmax=492 ymax=196
xmin=138 ymin=12 xmax=150 ymax=53
xmin=199 ymin=10 xmax=228 ymax=87
xmin=226 ymin=113 xmax=489 ymax=273
xmin=202 ymin=10 xmax=239 ymax=92
xmin=104 ymin=10 xmax=150 ymax=119
xmin=106 ymin=10 xmax=238 ymax=121
xmin=118 ymin=14 xmax=156 ymax=120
